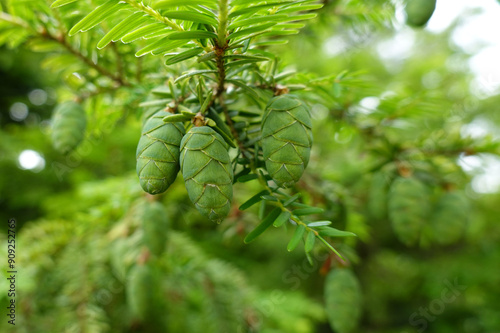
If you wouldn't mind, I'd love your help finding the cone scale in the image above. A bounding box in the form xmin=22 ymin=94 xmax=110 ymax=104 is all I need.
xmin=51 ymin=101 xmax=86 ymax=154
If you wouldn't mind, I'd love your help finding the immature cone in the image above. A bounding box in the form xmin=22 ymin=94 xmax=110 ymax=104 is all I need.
xmin=388 ymin=177 xmax=430 ymax=246
xmin=405 ymin=0 xmax=436 ymax=27
xmin=261 ymin=95 xmax=313 ymax=188
xmin=126 ymin=262 xmax=164 ymax=322
xmin=50 ymin=101 xmax=86 ymax=154
xmin=110 ymin=235 xmax=141 ymax=282
xmin=180 ymin=126 xmax=233 ymax=222
xmin=429 ymin=191 xmax=469 ymax=245
xmin=368 ymin=172 xmax=389 ymax=220
xmin=136 ymin=110 xmax=185 ymax=194
xmin=325 ymin=269 xmax=362 ymax=333
xmin=142 ymin=201 xmax=169 ymax=256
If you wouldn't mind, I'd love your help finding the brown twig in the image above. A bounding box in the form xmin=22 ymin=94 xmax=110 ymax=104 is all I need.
xmin=219 ymin=95 xmax=246 ymax=154
xmin=214 ymin=45 xmax=227 ymax=98
xmin=211 ymin=42 xmax=248 ymax=154
xmin=0 ymin=11 xmax=130 ymax=87
xmin=43 ymin=31 xmax=129 ymax=86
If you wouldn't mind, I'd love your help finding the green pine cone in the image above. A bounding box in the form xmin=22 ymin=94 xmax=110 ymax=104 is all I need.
xmin=142 ymin=201 xmax=169 ymax=256
xmin=261 ymin=95 xmax=313 ymax=188
xmin=50 ymin=101 xmax=86 ymax=154
xmin=388 ymin=177 xmax=430 ymax=246
xmin=136 ymin=110 xmax=185 ymax=194
xmin=368 ymin=172 xmax=389 ymax=220
xmin=405 ymin=0 xmax=436 ymax=27
xmin=429 ymin=191 xmax=469 ymax=245
xmin=110 ymin=233 xmax=141 ymax=282
xmin=325 ymin=269 xmax=362 ymax=333
xmin=180 ymin=126 xmax=233 ymax=222
xmin=126 ymin=263 xmax=163 ymax=322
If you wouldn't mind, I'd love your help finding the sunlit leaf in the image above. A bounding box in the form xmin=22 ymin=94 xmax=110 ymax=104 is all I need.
xmin=168 ymin=30 xmax=218 ymax=40
xmin=307 ymin=221 xmax=332 ymax=227
xmin=227 ymin=14 xmax=288 ymax=30
xmin=155 ymin=0 xmax=217 ymax=9
xmin=136 ymin=38 xmax=186 ymax=57
xmin=162 ymin=11 xmax=218 ymax=25
xmin=316 ymin=226 xmax=356 ymax=238
xmin=51 ymin=0 xmax=78 ymax=8
xmin=69 ymin=0 xmax=126 ymax=36
xmin=230 ymin=2 xmax=295 ymax=18
xmin=97 ymin=12 xmax=148 ymax=49
xmin=121 ymin=23 xmax=168 ymax=43
xmin=165 ymin=47 xmax=204 ymax=65
xmin=228 ymin=23 xmax=276 ymax=40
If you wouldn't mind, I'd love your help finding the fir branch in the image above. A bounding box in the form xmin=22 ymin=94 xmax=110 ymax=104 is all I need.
xmin=43 ymin=31 xmax=129 ymax=86
xmin=122 ymin=0 xmax=211 ymax=51
xmin=252 ymin=168 xmax=318 ymax=237
xmin=0 ymin=11 xmax=129 ymax=86
xmin=250 ymin=167 xmax=346 ymax=259
xmin=122 ymin=0 xmax=182 ymax=30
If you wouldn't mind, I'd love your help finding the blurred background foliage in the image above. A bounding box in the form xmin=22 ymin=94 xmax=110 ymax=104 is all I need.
xmin=1 ymin=0 xmax=500 ymax=332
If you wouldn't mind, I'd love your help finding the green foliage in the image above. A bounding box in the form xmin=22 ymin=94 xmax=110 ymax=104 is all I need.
xmin=4 ymin=0 xmax=345 ymax=251
xmin=50 ymin=101 xmax=86 ymax=154
xmin=0 ymin=174 xmax=327 ymax=332
xmin=136 ymin=110 xmax=185 ymax=194
xmin=2 ymin=0 xmax=500 ymax=332
xmin=53 ymin=0 xmax=322 ymax=60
